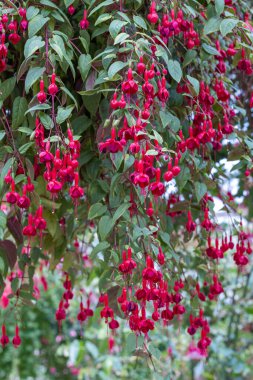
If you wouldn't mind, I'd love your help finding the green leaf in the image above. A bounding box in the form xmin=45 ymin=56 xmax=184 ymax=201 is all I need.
xmin=112 ymin=203 xmax=130 ymax=224
xmin=126 ymin=333 xmax=144 ymax=353
xmin=43 ymin=210 xmax=57 ymax=237
xmin=0 ymin=240 xmax=17 ymax=269
xmin=28 ymin=15 xmax=49 ymax=38
xmin=0 ymin=211 xmax=7 ymax=230
xmin=0 ymin=131 xmax=5 ymax=141
xmin=64 ymin=0 xmax=74 ymax=6
xmin=24 ymin=36 xmax=45 ymax=59
xmin=203 ymin=17 xmax=221 ymax=35
xmin=109 ymin=20 xmax=128 ymax=39
xmin=50 ymin=35 xmax=66 ymax=61
xmin=12 ymin=97 xmax=28 ymax=129
xmin=183 ymin=50 xmax=197 ymax=67
xmin=91 ymin=242 xmax=110 ymax=259
xmin=11 ymin=278 xmax=19 ymax=293
xmin=72 ymin=115 xmax=91 ymax=134
xmin=78 ymin=54 xmax=92 ymax=82
xmin=26 ymin=6 xmax=40 ymax=21
xmin=89 ymin=0 xmax=114 ymax=16
xmin=56 ymin=105 xmax=74 ymax=124
xmin=39 ymin=113 xmax=53 ymax=129
xmin=82 ymin=93 xmax=101 ymax=115
xmin=95 ymin=13 xmax=112 ymax=26
xmin=19 ymin=142 xmax=34 ymax=154
xmin=108 ymin=61 xmax=128 ymax=78
xmin=202 ymin=43 xmax=220 ymax=56
xmin=167 ymin=60 xmax=182 ymax=83
xmin=146 ymin=150 xmax=158 ymax=156
xmin=25 ymin=103 xmax=51 ymax=115
xmin=117 ymin=11 xmax=131 ymax=23
xmin=220 ymin=18 xmax=239 ymax=36
xmin=114 ymin=32 xmax=130 ymax=45
xmin=194 ymin=182 xmax=207 ymax=202
xmin=160 ymin=110 xmax=180 ymax=132
xmin=0 ymin=77 xmax=16 ymax=102
xmin=98 ymin=216 xmax=114 ymax=240
xmin=176 ymin=166 xmax=190 ymax=191
xmin=133 ymin=15 xmax=147 ymax=30
xmin=215 ymin=0 xmax=224 ymax=15
xmin=187 ymin=75 xmax=200 ymax=95
xmin=88 ymin=203 xmax=107 ymax=220
xmin=0 ymin=158 xmax=14 ymax=182
xmin=25 ymin=67 xmax=45 ymax=93
xmin=60 ymin=87 xmax=78 ymax=110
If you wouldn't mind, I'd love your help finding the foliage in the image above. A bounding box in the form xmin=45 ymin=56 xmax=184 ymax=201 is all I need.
xmin=0 ymin=0 xmax=253 ymax=378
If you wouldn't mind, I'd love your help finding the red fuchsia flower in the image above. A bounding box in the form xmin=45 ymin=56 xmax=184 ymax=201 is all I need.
xmin=0 ymin=325 xmax=9 ymax=347
xmin=142 ymin=256 xmax=158 ymax=282
xmin=118 ymin=247 xmax=137 ymax=275
xmin=110 ymin=93 xmax=126 ymax=110
xmin=250 ymin=92 xmax=253 ymax=108
xmin=186 ymin=210 xmax=196 ymax=233
xmin=8 ymin=31 xmax=21 ymax=45
xmin=12 ymin=325 xmax=21 ymax=348
xmin=227 ymin=42 xmax=237 ymax=56
xmin=68 ymin=5 xmax=75 ymax=15
xmin=77 ymin=302 xmax=87 ymax=322
xmin=157 ymin=247 xmax=165 ymax=265
xmin=79 ymin=10 xmax=89 ymax=30
xmin=214 ymin=79 xmax=230 ymax=102
xmin=0 ymin=34 xmax=7 ymax=59
xmin=69 ymin=172 xmax=84 ymax=200
xmin=46 ymin=168 xmax=63 ymax=195
xmin=17 ymin=186 xmax=30 ymax=209
xmin=201 ymin=208 xmax=214 ymax=231
xmin=186 ymin=126 xmax=200 ymax=151
xmin=195 ymin=282 xmax=206 ymax=302
xmin=186 ymin=341 xmax=207 ymax=360
xmin=25 ymin=176 xmax=35 ymax=193
xmin=150 ymin=168 xmax=165 ymax=196
xmin=146 ymin=201 xmax=154 ymax=217
xmin=20 ymin=18 xmax=28 ymax=31
xmin=23 ymin=214 xmax=36 ymax=238
xmin=157 ymin=76 xmax=169 ymax=106
xmin=100 ymin=293 xmax=116 ymax=326
xmin=37 ymin=80 xmax=47 ymax=104
xmin=137 ymin=56 xmax=146 ymax=74
xmin=5 ymin=180 xmax=20 ymax=204
xmin=34 ymin=205 xmax=47 ymax=246
xmin=108 ymin=336 xmax=115 ymax=353
xmin=122 ymin=68 xmax=138 ymax=95
xmin=48 ymin=73 xmax=59 ymax=96
xmin=237 ymin=49 xmax=253 ymax=75
xmin=135 ymin=160 xmax=150 ymax=189
xmin=99 ymin=128 xmax=125 ymax=154
xmin=55 ymin=300 xmax=66 ymax=325
xmin=164 ymin=160 xmax=173 ymax=182
xmin=129 ymin=134 xmax=140 ymax=154
xmin=0 ymin=58 xmax=6 ymax=72
xmin=0 ymin=281 xmax=12 ymax=308
xmin=19 ymin=8 xmax=26 ymax=17
xmin=208 ymin=275 xmax=224 ymax=300
xmin=147 ymin=1 xmax=159 ymax=24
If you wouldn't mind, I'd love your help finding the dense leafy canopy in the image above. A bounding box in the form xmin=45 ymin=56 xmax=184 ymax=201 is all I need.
xmin=0 ymin=0 xmax=253 ymax=378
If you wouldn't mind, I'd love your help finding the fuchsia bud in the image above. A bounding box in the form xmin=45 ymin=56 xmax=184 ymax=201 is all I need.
xmin=68 ymin=5 xmax=75 ymax=15
xmin=12 ymin=326 xmax=21 ymax=348
xmin=37 ymin=80 xmax=47 ymax=103
xmin=48 ymin=73 xmax=58 ymax=96
xmin=1 ymin=325 xmax=9 ymax=347
xmin=80 ymin=10 xmax=89 ymax=30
